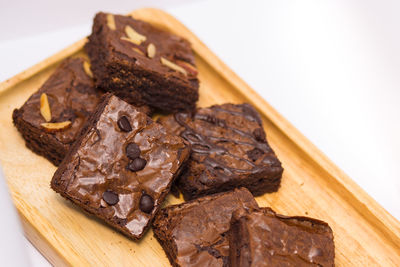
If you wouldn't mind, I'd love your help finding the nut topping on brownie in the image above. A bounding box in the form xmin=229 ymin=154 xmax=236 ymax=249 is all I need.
xmin=12 ymin=57 xmax=103 ymax=165
xmin=85 ymin=12 xmax=199 ymax=112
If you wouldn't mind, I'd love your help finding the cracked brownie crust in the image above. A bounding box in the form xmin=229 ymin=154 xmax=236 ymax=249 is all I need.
xmin=85 ymin=12 xmax=199 ymax=112
xmin=228 ymin=208 xmax=335 ymax=267
xmin=152 ymin=188 xmax=259 ymax=267
xmin=158 ymin=103 xmax=284 ymax=200
xmin=51 ymin=94 xmax=190 ymax=240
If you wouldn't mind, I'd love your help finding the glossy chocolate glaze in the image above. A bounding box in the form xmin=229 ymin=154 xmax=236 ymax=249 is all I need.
xmin=152 ymin=188 xmax=259 ymax=267
xmin=20 ymin=57 xmax=101 ymax=145
xmin=158 ymin=103 xmax=284 ymax=199
xmin=51 ymin=95 xmax=190 ymax=239
xmin=229 ymin=208 xmax=335 ymax=267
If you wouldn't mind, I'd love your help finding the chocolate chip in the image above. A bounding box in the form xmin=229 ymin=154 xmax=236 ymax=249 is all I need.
xmin=102 ymin=190 xmax=119 ymax=205
xmin=117 ymin=116 xmax=132 ymax=132
xmin=204 ymin=115 xmax=217 ymax=124
xmin=247 ymin=148 xmax=265 ymax=162
xmin=139 ymin=193 xmax=154 ymax=213
xmin=127 ymin=157 xmax=147 ymax=172
xmin=126 ymin=143 xmax=141 ymax=159
xmin=114 ymin=218 xmax=127 ymax=226
xmin=253 ymin=128 xmax=266 ymax=142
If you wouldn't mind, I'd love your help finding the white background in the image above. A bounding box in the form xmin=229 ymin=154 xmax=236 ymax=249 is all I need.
xmin=1 ymin=0 xmax=399 ymax=266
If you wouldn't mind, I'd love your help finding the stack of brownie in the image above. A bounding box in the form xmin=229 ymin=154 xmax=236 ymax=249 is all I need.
xmin=12 ymin=12 xmax=335 ymax=266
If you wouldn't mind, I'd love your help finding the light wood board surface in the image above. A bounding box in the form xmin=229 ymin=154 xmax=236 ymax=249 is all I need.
xmin=0 ymin=8 xmax=399 ymax=266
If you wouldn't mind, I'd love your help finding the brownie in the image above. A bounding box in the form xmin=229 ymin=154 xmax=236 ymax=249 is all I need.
xmin=228 ymin=208 xmax=335 ymax=267
xmin=152 ymin=188 xmax=259 ymax=267
xmin=51 ymin=94 xmax=190 ymax=240
xmin=85 ymin=12 xmax=199 ymax=112
xmin=158 ymin=103 xmax=284 ymax=200
xmin=12 ymin=57 xmax=102 ymax=165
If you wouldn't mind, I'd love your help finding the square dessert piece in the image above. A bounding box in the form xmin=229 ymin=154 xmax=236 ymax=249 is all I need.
xmin=228 ymin=208 xmax=335 ymax=267
xmin=12 ymin=57 xmax=102 ymax=165
xmin=51 ymin=94 xmax=190 ymax=240
xmin=152 ymin=188 xmax=259 ymax=267
xmin=158 ymin=103 xmax=284 ymax=200
xmin=85 ymin=12 xmax=199 ymax=112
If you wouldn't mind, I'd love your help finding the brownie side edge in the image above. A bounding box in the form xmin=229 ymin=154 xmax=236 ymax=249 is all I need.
xmin=152 ymin=208 xmax=180 ymax=267
xmin=228 ymin=215 xmax=251 ymax=267
xmin=12 ymin=108 xmax=67 ymax=166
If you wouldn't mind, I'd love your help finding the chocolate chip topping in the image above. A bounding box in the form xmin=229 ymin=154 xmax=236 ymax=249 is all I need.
xmin=253 ymin=128 xmax=266 ymax=142
xmin=102 ymin=190 xmax=119 ymax=205
xmin=139 ymin=193 xmax=154 ymax=213
xmin=127 ymin=157 xmax=147 ymax=172
xmin=126 ymin=143 xmax=141 ymax=159
xmin=117 ymin=115 xmax=132 ymax=132
xmin=247 ymin=147 xmax=265 ymax=162
xmin=50 ymin=95 xmax=191 ymax=240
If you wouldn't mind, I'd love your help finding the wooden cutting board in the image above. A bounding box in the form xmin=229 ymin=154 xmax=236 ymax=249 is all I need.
xmin=0 ymin=8 xmax=399 ymax=266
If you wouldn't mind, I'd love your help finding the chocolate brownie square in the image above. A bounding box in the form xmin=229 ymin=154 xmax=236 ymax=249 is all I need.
xmin=85 ymin=12 xmax=199 ymax=112
xmin=158 ymin=103 xmax=284 ymax=200
xmin=228 ymin=208 xmax=335 ymax=267
xmin=12 ymin=57 xmax=102 ymax=165
xmin=51 ymin=94 xmax=190 ymax=240
xmin=152 ymin=188 xmax=259 ymax=267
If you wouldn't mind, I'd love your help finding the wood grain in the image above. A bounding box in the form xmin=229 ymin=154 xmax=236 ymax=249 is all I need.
xmin=0 ymin=8 xmax=399 ymax=266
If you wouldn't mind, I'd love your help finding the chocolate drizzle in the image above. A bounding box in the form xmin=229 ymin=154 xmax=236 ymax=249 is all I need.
xmin=174 ymin=104 xmax=281 ymax=179
xmin=157 ymin=103 xmax=284 ymax=199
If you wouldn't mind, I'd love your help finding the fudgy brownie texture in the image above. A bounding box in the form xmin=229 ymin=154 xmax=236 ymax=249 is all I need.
xmin=85 ymin=12 xmax=199 ymax=112
xmin=12 ymin=57 xmax=102 ymax=165
xmin=158 ymin=103 xmax=284 ymax=200
xmin=228 ymin=208 xmax=335 ymax=267
xmin=152 ymin=188 xmax=259 ymax=267
xmin=51 ymin=94 xmax=190 ymax=240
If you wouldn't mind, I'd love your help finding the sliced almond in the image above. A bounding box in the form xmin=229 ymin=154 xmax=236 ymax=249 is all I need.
xmin=175 ymin=60 xmax=198 ymax=76
xmin=160 ymin=57 xmax=187 ymax=75
xmin=106 ymin=14 xmax=116 ymax=30
xmin=124 ymin=25 xmax=146 ymax=45
xmin=40 ymin=93 xmax=51 ymax=122
xmin=147 ymin=43 xmax=156 ymax=58
xmin=132 ymin=47 xmax=145 ymax=56
xmin=120 ymin=37 xmax=144 ymax=55
xmin=83 ymin=61 xmax=93 ymax=78
xmin=41 ymin=121 xmax=72 ymax=132
xmin=120 ymin=36 xmax=136 ymax=44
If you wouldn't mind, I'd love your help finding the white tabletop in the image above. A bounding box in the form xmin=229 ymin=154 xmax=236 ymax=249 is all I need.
xmin=1 ymin=0 xmax=399 ymax=266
